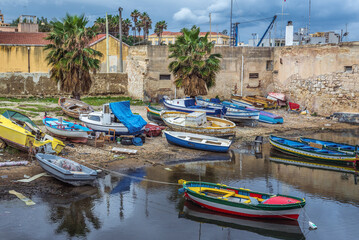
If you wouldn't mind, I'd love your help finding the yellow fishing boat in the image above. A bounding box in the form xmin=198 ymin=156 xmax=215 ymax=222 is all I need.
xmin=243 ymin=96 xmax=277 ymax=109
xmin=0 ymin=115 xmax=64 ymax=154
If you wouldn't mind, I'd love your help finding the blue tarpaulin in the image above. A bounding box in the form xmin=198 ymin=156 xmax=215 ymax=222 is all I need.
xmin=109 ymin=101 xmax=147 ymax=134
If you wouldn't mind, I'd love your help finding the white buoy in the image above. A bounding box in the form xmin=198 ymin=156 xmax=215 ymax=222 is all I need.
xmin=309 ymin=221 xmax=318 ymax=230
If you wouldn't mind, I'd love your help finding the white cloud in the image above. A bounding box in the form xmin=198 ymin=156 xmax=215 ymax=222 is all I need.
xmin=173 ymin=8 xmax=208 ymax=24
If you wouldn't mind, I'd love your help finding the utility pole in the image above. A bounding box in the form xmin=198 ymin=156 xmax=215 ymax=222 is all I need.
xmin=119 ymin=7 xmax=123 ymax=73
xmin=230 ymin=0 xmax=233 ymax=46
xmin=106 ymin=12 xmax=109 ymax=73
xmin=209 ymin=13 xmax=212 ymax=44
xmin=308 ymin=0 xmax=311 ymax=35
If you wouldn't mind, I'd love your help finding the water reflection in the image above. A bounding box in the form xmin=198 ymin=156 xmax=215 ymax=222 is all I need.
xmin=179 ymin=201 xmax=305 ymax=240
xmin=48 ymin=191 xmax=101 ymax=237
xmin=1 ymin=130 xmax=359 ymax=239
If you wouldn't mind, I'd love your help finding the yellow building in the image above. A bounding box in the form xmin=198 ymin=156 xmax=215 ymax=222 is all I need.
xmin=148 ymin=31 xmax=230 ymax=46
xmin=0 ymin=32 xmax=128 ymax=73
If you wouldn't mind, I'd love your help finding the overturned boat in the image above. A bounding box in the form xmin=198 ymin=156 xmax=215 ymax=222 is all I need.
xmin=80 ymin=101 xmax=147 ymax=135
xmin=0 ymin=111 xmax=64 ymax=154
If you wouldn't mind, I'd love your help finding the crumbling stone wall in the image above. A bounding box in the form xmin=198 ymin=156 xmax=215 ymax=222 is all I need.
xmin=0 ymin=72 xmax=127 ymax=97
xmin=126 ymin=46 xmax=147 ymax=100
xmin=273 ymin=43 xmax=359 ymax=116
xmin=125 ymin=45 xmax=273 ymax=101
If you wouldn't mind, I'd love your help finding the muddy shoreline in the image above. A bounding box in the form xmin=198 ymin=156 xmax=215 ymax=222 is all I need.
xmin=1 ymin=104 xmax=358 ymax=199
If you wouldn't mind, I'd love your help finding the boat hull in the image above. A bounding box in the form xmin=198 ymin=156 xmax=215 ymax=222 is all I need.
xmin=164 ymin=131 xmax=231 ymax=152
xmin=146 ymin=106 xmax=165 ymax=124
xmin=180 ymin=180 xmax=305 ymax=220
xmin=163 ymin=99 xmax=222 ymax=116
xmin=0 ymin=116 xmax=64 ymax=154
xmin=270 ymin=136 xmax=358 ymax=166
xmin=161 ymin=112 xmax=236 ymax=138
xmin=58 ymin=97 xmax=94 ymax=119
xmin=80 ymin=121 xmax=130 ymax=135
xmin=185 ymin=192 xmax=301 ymax=219
xmin=45 ymin=126 xmax=89 ymax=143
xmin=36 ymin=153 xmax=97 ymax=186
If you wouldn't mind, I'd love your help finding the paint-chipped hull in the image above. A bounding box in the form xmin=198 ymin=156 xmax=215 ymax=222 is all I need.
xmin=161 ymin=112 xmax=236 ymax=138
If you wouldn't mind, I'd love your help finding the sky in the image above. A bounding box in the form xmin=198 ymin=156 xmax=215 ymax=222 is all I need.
xmin=0 ymin=0 xmax=358 ymax=43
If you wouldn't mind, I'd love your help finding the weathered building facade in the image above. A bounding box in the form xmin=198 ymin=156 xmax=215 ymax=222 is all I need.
xmin=0 ymin=38 xmax=358 ymax=116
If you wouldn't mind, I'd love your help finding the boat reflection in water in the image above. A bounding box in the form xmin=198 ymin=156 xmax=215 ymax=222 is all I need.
xmin=179 ymin=201 xmax=305 ymax=240
xmin=269 ymin=150 xmax=359 ymax=184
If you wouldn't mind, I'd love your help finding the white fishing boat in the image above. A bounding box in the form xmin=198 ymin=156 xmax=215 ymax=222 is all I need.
xmin=80 ymin=101 xmax=146 ymax=135
xmin=161 ymin=111 xmax=236 ymax=138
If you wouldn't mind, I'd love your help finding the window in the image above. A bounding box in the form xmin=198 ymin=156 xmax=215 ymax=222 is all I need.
xmin=266 ymin=60 xmax=273 ymax=71
xmin=159 ymin=74 xmax=171 ymax=80
xmin=249 ymin=73 xmax=259 ymax=79
xmin=89 ymin=115 xmax=100 ymax=122
xmin=344 ymin=66 xmax=352 ymax=73
xmin=168 ymin=41 xmax=172 ymax=44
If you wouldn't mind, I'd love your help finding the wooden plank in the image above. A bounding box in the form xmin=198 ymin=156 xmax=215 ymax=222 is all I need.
xmin=309 ymin=142 xmax=323 ymax=149
xmin=111 ymin=147 xmax=137 ymax=155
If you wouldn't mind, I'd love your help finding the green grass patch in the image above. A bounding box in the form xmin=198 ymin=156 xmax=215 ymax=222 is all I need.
xmin=18 ymin=106 xmax=61 ymax=113
xmin=82 ymin=96 xmax=144 ymax=106
xmin=0 ymin=97 xmax=58 ymax=103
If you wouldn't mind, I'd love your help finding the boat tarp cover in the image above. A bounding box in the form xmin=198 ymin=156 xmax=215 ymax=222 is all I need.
xmin=109 ymin=101 xmax=147 ymax=134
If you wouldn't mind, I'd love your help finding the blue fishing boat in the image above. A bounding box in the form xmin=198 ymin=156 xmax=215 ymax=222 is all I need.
xmin=196 ymin=98 xmax=260 ymax=126
xmin=163 ymin=131 xmax=232 ymax=152
xmin=269 ymin=135 xmax=359 ymax=166
xmin=162 ymin=97 xmax=224 ymax=117
xmin=225 ymin=101 xmax=283 ymax=124
xmin=43 ymin=116 xmax=92 ymax=143
xmin=299 ymin=137 xmax=357 ymax=154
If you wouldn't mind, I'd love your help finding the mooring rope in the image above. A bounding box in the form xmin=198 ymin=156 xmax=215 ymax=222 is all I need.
xmin=80 ymin=159 xmax=180 ymax=186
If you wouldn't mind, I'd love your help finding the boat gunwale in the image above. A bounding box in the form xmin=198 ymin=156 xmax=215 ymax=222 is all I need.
xmin=182 ymin=181 xmax=305 ymax=210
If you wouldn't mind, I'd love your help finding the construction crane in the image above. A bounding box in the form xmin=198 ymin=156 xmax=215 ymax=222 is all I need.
xmin=257 ymin=15 xmax=277 ymax=47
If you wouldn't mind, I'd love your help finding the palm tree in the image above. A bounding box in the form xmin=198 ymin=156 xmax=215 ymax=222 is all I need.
xmin=122 ymin=18 xmax=132 ymax=37
xmin=140 ymin=12 xmax=152 ymax=41
xmin=45 ymin=14 xmax=103 ymax=100
xmin=154 ymin=20 xmax=167 ymax=45
xmin=94 ymin=17 xmax=106 ymax=33
xmin=168 ymin=26 xmax=222 ymax=97
xmin=136 ymin=20 xmax=143 ymax=43
xmin=130 ymin=9 xmax=140 ymax=40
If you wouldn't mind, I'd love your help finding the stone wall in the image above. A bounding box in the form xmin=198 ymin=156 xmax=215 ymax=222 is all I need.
xmin=125 ymin=45 xmax=273 ymax=101
xmin=0 ymin=72 xmax=127 ymax=97
xmin=273 ymin=42 xmax=359 ymax=115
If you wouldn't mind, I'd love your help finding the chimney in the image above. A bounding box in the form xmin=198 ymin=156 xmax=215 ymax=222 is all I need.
xmin=285 ymin=21 xmax=293 ymax=46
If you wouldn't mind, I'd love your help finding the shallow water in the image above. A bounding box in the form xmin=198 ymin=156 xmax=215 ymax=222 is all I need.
xmin=1 ymin=130 xmax=359 ymax=240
